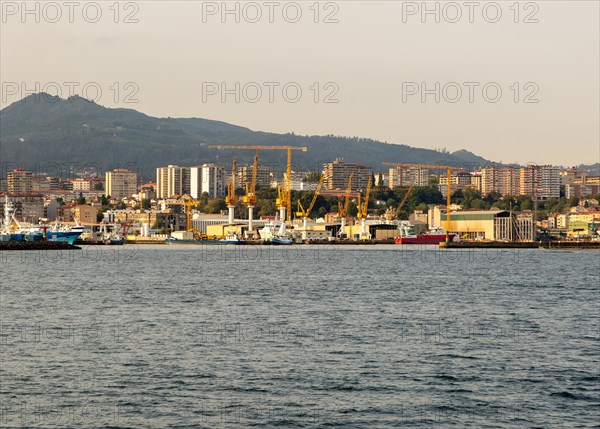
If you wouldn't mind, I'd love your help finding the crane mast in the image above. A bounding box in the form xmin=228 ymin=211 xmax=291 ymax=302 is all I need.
xmin=226 ymin=159 xmax=237 ymax=225
xmin=337 ymin=173 xmax=354 ymax=238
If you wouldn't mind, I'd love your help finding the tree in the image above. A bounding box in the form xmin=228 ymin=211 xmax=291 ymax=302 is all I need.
xmin=77 ymin=192 xmax=86 ymax=205
xmin=205 ymin=199 xmax=226 ymax=214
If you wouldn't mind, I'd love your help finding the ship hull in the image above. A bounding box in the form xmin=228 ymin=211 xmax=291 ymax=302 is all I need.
xmin=269 ymin=237 xmax=293 ymax=245
xmin=394 ymin=234 xmax=455 ymax=244
xmin=46 ymin=231 xmax=83 ymax=245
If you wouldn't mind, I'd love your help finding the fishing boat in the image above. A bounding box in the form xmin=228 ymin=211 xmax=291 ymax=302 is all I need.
xmin=44 ymin=224 xmax=84 ymax=245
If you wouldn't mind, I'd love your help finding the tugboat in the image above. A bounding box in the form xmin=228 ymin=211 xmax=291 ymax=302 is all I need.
xmin=394 ymin=221 xmax=456 ymax=244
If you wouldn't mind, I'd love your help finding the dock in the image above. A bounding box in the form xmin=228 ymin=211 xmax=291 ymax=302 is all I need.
xmin=440 ymin=241 xmax=600 ymax=250
xmin=0 ymin=241 xmax=81 ymax=251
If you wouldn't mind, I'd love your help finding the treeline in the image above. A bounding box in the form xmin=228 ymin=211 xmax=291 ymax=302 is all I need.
xmin=94 ymin=186 xmax=598 ymax=222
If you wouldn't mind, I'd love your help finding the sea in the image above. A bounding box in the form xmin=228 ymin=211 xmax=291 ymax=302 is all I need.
xmin=0 ymin=245 xmax=598 ymax=428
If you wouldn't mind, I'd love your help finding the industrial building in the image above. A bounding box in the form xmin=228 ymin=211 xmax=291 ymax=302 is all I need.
xmin=429 ymin=206 xmax=534 ymax=241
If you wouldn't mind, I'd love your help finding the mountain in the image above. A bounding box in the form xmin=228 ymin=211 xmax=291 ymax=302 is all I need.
xmin=577 ymin=163 xmax=600 ymax=175
xmin=1 ymin=93 xmax=495 ymax=180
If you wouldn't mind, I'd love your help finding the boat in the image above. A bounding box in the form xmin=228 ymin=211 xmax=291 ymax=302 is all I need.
xmin=219 ymin=233 xmax=245 ymax=245
xmin=394 ymin=221 xmax=456 ymax=244
xmin=269 ymin=236 xmax=293 ymax=245
xmin=108 ymin=234 xmax=126 ymax=245
xmin=258 ymin=221 xmax=293 ymax=245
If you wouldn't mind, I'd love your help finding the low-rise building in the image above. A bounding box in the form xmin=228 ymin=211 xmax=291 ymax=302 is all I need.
xmin=429 ymin=206 xmax=534 ymax=241
xmin=56 ymin=205 xmax=99 ymax=224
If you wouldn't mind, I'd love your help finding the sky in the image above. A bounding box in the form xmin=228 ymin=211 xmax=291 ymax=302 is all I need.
xmin=1 ymin=0 xmax=599 ymax=166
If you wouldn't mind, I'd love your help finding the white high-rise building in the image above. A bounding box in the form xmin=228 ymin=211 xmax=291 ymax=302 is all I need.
xmin=156 ymin=165 xmax=191 ymax=199
xmin=190 ymin=164 xmax=226 ymax=199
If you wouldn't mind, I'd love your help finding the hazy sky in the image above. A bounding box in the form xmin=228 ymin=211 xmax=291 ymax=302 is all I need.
xmin=1 ymin=1 xmax=598 ymax=166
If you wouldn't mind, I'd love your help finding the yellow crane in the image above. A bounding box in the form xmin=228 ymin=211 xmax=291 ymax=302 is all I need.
xmin=242 ymin=152 xmax=259 ymax=234
xmin=356 ymin=176 xmax=372 ymax=240
xmin=384 ymin=184 xmax=415 ymax=222
xmin=225 ymin=159 xmax=237 ymax=225
xmin=208 ymin=145 xmax=308 ymax=223
xmin=382 ymin=162 xmax=463 ymax=242
xmin=337 ymin=173 xmax=354 ymax=238
xmin=165 ymin=195 xmax=196 ymax=232
xmin=296 ymin=174 xmax=325 ymax=228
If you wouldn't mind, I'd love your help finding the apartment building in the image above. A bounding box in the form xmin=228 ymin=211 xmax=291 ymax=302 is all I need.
xmin=7 ymin=169 xmax=33 ymax=194
xmin=323 ymin=159 xmax=372 ymax=191
xmin=236 ymin=165 xmax=272 ymax=190
xmin=439 ymin=171 xmax=476 ymax=197
xmin=156 ymin=165 xmax=191 ymax=199
xmin=106 ymin=169 xmax=138 ymax=200
xmin=519 ymin=165 xmax=561 ymax=199
xmin=388 ymin=166 xmax=430 ymax=188
xmin=190 ymin=164 xmax=226 ymax=199
xmin=481 ymin=166 xmax=520 ymax=196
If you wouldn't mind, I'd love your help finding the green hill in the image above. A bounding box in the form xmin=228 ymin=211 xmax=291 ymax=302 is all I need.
xmin=1 ymin=93 xmax=493 ymax=180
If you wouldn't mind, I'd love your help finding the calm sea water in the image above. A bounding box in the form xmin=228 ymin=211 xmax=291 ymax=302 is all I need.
xmin=0 ymin=245 xmax=598 ymax=428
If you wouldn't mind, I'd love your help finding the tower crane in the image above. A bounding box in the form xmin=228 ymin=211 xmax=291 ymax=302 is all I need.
xmin=296 ymin=174 xmax=325 ymax=229
xmin=382 ymin=162 xmax=463 ymax=242
xmin=356 ymin=176 xmax=372 ymax=240
xmin=208 ymin=145 xmax=308 ymax=223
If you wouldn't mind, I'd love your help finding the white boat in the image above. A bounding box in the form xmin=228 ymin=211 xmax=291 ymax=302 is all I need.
xmin=220 ymin=233 xmax=245 ymax=245
xmin=258 ymin=221 xmax=293 ymax=245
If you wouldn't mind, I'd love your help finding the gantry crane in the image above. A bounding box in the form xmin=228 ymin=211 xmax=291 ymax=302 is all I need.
xmin=165 ymin=195 xmax=196 ymax=232
xmin=226 ymin=159 xmax=237 ymax=225
xmin=384 ymin=184 xmax=415 ymax=222
xmin=208 ymin=145 xmax=308 ymax=223
xmin=356 ymin=176 xmax=372 ymax=240
xmin=382 ymin=162 xmax=463 ymax=242
xmin=337 ymin=173 xmax=354 ymax=238
xmin=295 ymin=174 xmax=325 ymax=229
